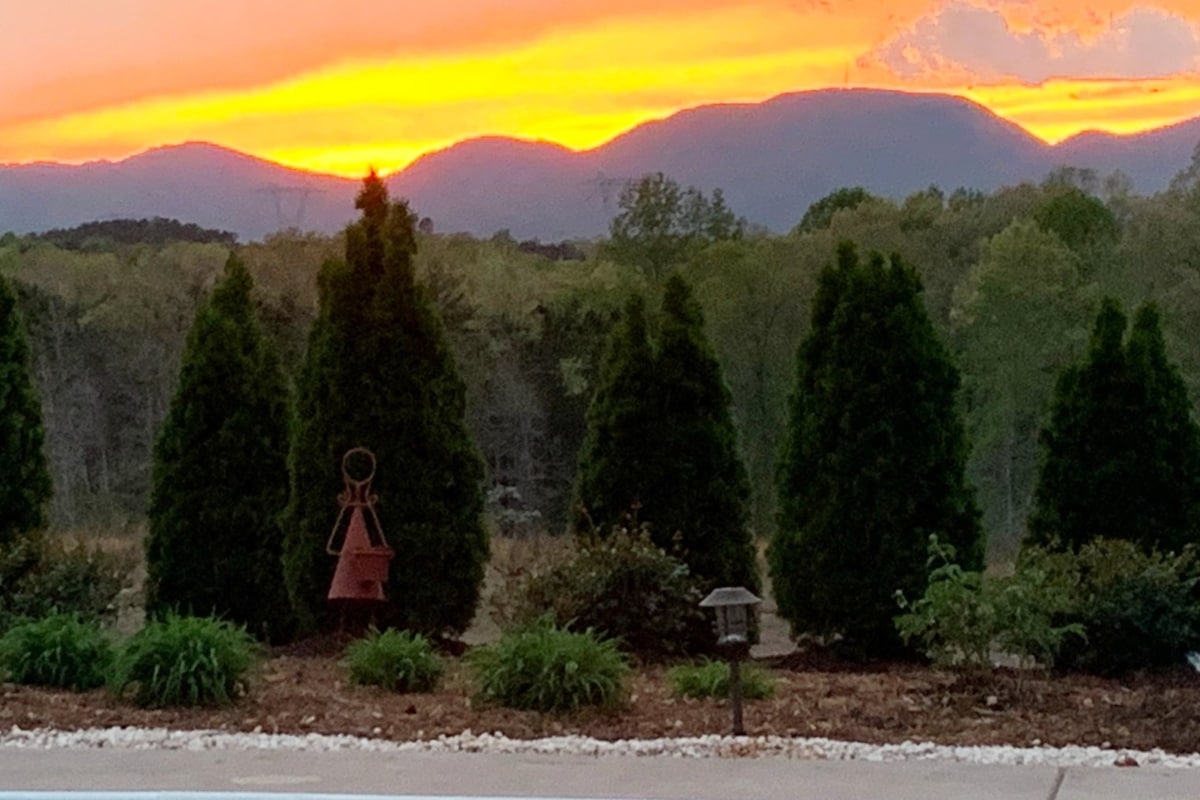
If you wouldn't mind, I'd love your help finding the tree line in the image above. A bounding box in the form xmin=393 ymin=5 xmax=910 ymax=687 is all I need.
xmin=7 ymin=155 xmax=1200 ymax=652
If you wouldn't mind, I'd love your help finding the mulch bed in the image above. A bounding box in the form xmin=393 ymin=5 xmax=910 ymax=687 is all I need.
xmin=4 ymin=639 xmax=1199 ymax=755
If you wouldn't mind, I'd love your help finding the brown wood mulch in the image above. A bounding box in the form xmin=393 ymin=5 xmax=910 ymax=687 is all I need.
xmin=3 ymin=638 xmax=1198 ymax=756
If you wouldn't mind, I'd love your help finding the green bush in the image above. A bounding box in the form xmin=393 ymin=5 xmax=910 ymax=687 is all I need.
xmin=342 ymin=628 xmax=442 ymax=692
xmin=0 ymin=536 xmax=131 ymax=630
xmin=512 ymin=527 xmax=712 ymax=660
xmin=668 ymin=659 xmax=775 ymax=700
xmin=0 ymin=614 xmax=113 ymax=690
xmin=1053 ymin=539 xmax=1200 ymax=676
xmin=470 ymin=620 xmax=629 ymax=713
xmin=895 ymin=537 xmax=1081 ymax=671
xmin=109 ymin=614 xmax=260 ymax=707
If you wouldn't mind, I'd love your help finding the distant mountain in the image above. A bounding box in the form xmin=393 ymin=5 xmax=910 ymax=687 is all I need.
xmin=4 ymin=89 xmax=1200 ymax=242
xmin=0 ymin=143 xmax=359 ymax=242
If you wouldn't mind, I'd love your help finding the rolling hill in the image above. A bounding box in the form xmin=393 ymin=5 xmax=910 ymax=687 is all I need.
xmin=3 ymin=89 xmax=1199 ymax=242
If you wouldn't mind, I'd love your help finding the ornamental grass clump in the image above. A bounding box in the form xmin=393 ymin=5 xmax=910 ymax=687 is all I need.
xmin=109 ymin=614 xmax=259 ymax=707
xmin=342 ymin=628 xmax=443 ymax=692
xmin=470 ymin=620 xmax=628 ymax=713
xmin=0 ymin=613 xmax=113 ymax=691
xmin=668 ymin=659 xmax=775 ymax=701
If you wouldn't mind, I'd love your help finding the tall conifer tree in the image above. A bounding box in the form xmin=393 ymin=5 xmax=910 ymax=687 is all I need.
xmin=573 ymin=278 xmax=758 ymax=589
xmin=651 ymin=275 xmax=757 ymax=588
xmin=572 ymin=295 xmax=658 ymax=534
xmin=771 ymin=243 xmax=981 ymax=658
xmin=283 ymin=175 xmax=486 ymax=636
xmin=1028 ymin=299 xmax=1200 ymax=553
xmin=0 ymin=273 xmax=51 ymax=546
xmin=145 ymin=254 xmax=292 ymax=640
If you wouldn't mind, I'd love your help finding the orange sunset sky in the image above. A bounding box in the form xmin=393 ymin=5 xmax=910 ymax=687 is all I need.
xmin=5 ymin=0 xmax=1200 ymax=177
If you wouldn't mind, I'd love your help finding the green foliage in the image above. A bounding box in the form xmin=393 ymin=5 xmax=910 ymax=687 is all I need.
xmin=512 ymin=527 xmax=712 ymax=660
xmin=573 ymin=277 xmax=758 ymax=590
xmin=146 ymin=254 xmax=293 ymax=642
xmin=0 ymin=272 xmax=51 ymax=547
xmin=668 ymin=659 xmax=775 ymax=700
xmin=772 ymin=243 xmax=982 ymax=659
xmin=1032 ymin=188 xmax=1119 ymax=253
xmin=109 ymin=614 xmax=260 ymax=707
xmin=283 ymin=174 xmax=487 ymax=637
xmin=572 ymin=295 xmax=658 ymax=535
xmin=605 ymin=173 xmax=744 ymax=276
xmin=0 ymin=535 xmax=130 ymax=630
xmin=1029 ymin=299 xmax=1200 ymax=553
xmin=900 ymin=537 xmax=1200 ymax=676
xmin=900 ymin=185 xmax=945 ymax=232
xmin=951 ymin=220 xmax=1089 ymax=558
xmin=895 ymin=537 xmax=1081 ymax=671
xmin=469 ymin=620 xmax=629 ymax=713
xmin=648 ymin=275 xmax=758 ymax=588
xmin=1053 ymin=539 xmax=1200 ymax=676
xmin=894 ymin=541 xmax=995 ymax=670
xmin=342 ymin=628 xmax=443 ymax=692
xmin=0 ymin=614 xmax=113 ymax=690
xmin=33 ymin=218 xmax=237 ymax=250
xmin=794 ymin=187 xmax=878 ymax=234
xmin=511 ymin=298 xmax=618 ymax=533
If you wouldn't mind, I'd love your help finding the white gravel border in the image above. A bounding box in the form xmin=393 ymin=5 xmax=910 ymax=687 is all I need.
xmin=2 ymin=726 xmax=1199 ymax=769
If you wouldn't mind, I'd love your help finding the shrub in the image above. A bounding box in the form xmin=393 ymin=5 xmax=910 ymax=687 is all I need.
xmin=668 ymin=659 xmax=775 ymax=700
xmin=0 ymin=536 xmax=131 ymax=630
xmin=470 ymin=620 xmax=628 ymax=713
xmin=511 ymin=527 xmax=712 ymax=660
xmin=109 ymin=614 xmax=260 ymax=707
xmin=899 ymin=537 xmax=1200 ymax=676
xmin=895 ymin=537 xmax=1081 ymax=672
xmin=1054 ymin=539 xmax=1200 ymax=676
xmin=894 ymin=543 xmax=997 ymax=671
xmin=0 ymin=614 xmax=113 ymax=690
xmin=342 ymin=628 xmax=442 ymax=692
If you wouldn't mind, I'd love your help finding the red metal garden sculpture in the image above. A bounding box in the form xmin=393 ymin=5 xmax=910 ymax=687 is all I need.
xmin=326 ymin=447 xmax=394 ymax=602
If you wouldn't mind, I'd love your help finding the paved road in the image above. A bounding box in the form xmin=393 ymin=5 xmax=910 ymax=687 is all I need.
xmin=1 ymin=750 xmax=1198 ymax=799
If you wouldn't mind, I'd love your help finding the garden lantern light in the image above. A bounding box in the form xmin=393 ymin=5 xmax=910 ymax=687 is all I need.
xmin=700 ymin=586 xmax=761 ymax=735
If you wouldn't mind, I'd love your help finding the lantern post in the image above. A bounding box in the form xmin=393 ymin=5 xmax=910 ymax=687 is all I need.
xmin=699 ymin=586 xmax=762 ymax=736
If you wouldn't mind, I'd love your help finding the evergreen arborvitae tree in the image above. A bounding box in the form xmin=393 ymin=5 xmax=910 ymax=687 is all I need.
xmin=1028 ymin=299 xmax=1200 ymax=553
xmin=572 ymin=278 xmax=758 ymax=589
xmin=0 ymin=273 xmax=51 ymax=546
xmin=145 ymin=254 xmax=293 ymax=640
xmin=650 ymin=275 xmax=757 ymax=588
xmin=282 ymin=174 xmax=486 ymax=636
xmin=770 ymin=243 xmax=981 ymax=659
xmin=572 ymin=295 xmax=659 ymax=534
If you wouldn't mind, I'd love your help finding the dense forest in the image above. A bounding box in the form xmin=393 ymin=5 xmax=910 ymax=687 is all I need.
xmin=7 ymin=153 xmax=1200 ymax=561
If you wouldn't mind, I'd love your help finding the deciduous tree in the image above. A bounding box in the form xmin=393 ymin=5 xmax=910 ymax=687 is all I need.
xmin=605 ymin=173 xmax=743 ymax=277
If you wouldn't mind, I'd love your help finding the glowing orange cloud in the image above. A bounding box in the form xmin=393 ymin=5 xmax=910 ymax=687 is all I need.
xmin=4 ymin=1 xmax=1200 ymax=176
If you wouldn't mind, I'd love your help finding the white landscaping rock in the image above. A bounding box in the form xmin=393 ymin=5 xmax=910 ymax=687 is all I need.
xmin=1 ymin=726 xmax=1198 ymax=769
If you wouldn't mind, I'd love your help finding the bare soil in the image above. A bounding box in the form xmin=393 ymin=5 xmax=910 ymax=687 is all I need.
xmin=3 ymin=638 xmax=1199 ymax=756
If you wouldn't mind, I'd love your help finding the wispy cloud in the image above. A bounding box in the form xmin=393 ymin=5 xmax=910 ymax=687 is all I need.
xmin=868 ymin=2 xmax=1200 ymax=83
